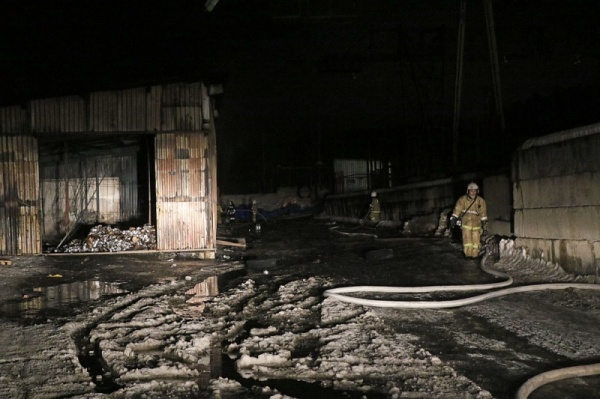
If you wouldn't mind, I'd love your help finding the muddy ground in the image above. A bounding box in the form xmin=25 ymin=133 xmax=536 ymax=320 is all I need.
xmin=0 ymin=218 xmax=599 ymax=398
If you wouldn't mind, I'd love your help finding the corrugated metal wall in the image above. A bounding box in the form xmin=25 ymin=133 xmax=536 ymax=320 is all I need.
xmin=0 ymin=81 xmax=217 ymax=255
xmin=39 ymin=148 xmax=139 ymax=243
xmin=27 ymin=82 xmax=206 ymax=136
xmin=0 ymin=106 xmax=29 ymax=134
xmin=155 ymin=132 xmax=213 ymax=252
xmin=333 ymin=159 xmax=385 ymax=194
xmin=0 ymin=135 xmax=41 ymax=255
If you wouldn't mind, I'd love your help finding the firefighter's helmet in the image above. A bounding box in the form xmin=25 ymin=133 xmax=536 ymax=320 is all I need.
xmin=467 ymin=182 xmax=479 ymax=193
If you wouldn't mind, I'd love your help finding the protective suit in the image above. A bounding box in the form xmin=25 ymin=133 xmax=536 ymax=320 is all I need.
xmin=226 ymin=201 xmax=236 ymax=223
xmin=450 ymin=183 xmax=488 ymax=258
xmin=251 ymin=200 xmax=258 ymax=223
xmin=368 ymin=192 xmax=381 ymax=223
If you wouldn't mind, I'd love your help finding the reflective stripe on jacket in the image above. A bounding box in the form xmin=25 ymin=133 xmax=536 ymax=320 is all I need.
xmin=451 ymin=195 xmax=487 ymax=227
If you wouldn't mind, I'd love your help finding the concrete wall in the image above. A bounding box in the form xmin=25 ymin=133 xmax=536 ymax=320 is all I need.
xmin=482 ymin=174 xmax=512 ymax=237
xmin=318 ymin=121 xmax=600 ymax=278
xmin=513 ymin=122 xmax=600 ymax=276
xmin=322 ymin=172 xmax=511 ymax=236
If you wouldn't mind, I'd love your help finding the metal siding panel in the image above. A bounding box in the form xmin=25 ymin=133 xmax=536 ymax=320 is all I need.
xmin=68 ymin=96 xmax=86 ymax=132
xmin=146 ymin=85 xmax=161 ymax=131
xmin=133 ymin=87 xmax=146 ymax=131
xmin=40 ymin=148 xmax=138 ymax=243
xmin=201 ymin=82 xmax=210 ymax=122
xmin=2 ymin=82 xmax=211 ymax=253
xmin=117 ymin=154 xmax=138 ymax=220
xmin=90 ymin=91 xmax=119 ymax=132
xmin=30 ymin=100 xmax=41 ymax=134
xmin=3 ymin=81 xmax=208 ymax=135
xmin=155 ymin=159 xmax=174 ymax=197
xmin=118 ymin=88 xmax=146 ymax=131
xmin=160 ymin=83 xmax=203 ymax=132
xmin=189 ymin=157 xmax=203 ymax=198
xmin=0 ymin=106 xmax=27 ymax=134
xmin=0 ymin=136 xmax=40 ymax=255
xmin=0 ymin=136 xmax=17 ymax=254
xmin=176 ymin=158 xmax=190 ymax=198
xmin=155 ymin=132 xmax=211 ymax=250
xmin=41 ymin=178 xmax=72 ymax=242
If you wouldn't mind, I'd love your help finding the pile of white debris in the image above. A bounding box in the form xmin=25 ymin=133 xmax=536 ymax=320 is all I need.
xmin=61 ymin=224 xmax=157 ymax=253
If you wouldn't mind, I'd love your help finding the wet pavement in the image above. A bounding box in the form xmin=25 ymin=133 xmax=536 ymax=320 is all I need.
xmin=0 ymin=218 xmax=599 ymax=398
xmin=1 ymin=280 xmax=127 ymax=321
xmin=236 ymin=220 xmax=600 ymax=399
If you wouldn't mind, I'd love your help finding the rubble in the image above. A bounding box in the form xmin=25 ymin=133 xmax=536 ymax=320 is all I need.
xmin=60 ymin=224 xmax=157 ymax=253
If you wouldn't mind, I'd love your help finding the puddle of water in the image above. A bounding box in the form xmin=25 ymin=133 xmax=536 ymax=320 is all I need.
xmin=183 ymin=270 xmax=246 ymax=312
xmin=185 ymin=275 xmax=220 ymax=313
xmin=75 ymin=331 xmax=122 ymax=393
xmin=0 ymin=280 xmax=128 ymax=319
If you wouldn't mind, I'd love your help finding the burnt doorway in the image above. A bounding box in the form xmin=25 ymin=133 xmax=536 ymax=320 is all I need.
xmin=38 ymin=134 xmax=156 ymax=250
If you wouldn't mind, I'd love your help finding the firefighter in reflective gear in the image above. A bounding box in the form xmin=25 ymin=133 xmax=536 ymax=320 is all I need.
xmin=251 ymin=200 xmax=258 ymax=223
xmin=368 ymin=191 xmax=381 ymax=224
xmin=226 ymin=201 xmax=236 ymax=223
xmin=450 ymin=182 xmax=488 ymax=258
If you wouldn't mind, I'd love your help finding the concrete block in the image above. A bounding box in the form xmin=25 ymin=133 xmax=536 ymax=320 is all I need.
xmin=514 ymin=237 xmax=554 ymax=261
xmin=515 ymin=172 xmax=600 ymax=209
xmin=593 ymin=242 xmax=600 ymax=276
xmin=515 ymin=207 xmax=600 ymax=240
xmin=554 ymin=239 xmax=595 ymax=275
xmin=516 ymin=134 xmax=600 ymax=180
xmin=514 ymin=238 xmax=595 ymax=275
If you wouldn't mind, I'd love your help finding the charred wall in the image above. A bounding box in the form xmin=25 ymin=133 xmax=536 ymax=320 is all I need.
xmin=0 ymin=81 xmax=218 ymax=255
xmin=0 ymin=135 xmax=41 ymax=255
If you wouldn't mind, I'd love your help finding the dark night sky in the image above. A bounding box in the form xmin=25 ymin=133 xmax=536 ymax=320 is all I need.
xmin=2 ymin=0 xmax=600 ymax=194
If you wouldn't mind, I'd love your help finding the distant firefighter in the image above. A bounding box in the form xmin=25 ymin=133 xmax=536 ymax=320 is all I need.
xmin=251 ymin=199 xmax=258 ymax=223
xmin=368 ymin=191 xmax=381 ymax=224
xmin=450 ymin=182 xmax=488 ymax=258
xmin=226 ymin=201 xmax=236 ymax=223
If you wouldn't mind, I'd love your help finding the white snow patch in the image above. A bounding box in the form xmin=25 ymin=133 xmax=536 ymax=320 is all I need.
xmin=237 ymin=350 xmax=293 ymax=368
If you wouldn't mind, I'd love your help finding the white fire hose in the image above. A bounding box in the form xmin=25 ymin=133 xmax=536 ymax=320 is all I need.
xmin=323 ymin=241 xmax=600 ymax=398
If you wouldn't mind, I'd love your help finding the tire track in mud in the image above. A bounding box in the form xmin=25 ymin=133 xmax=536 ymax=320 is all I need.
xmin=63 ymin=278 xmax=196 ymax=393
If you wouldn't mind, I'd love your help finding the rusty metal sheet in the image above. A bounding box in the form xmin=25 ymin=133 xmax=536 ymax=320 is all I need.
xmin=155 ymin=132 xmax=213 ymax=251
xmin=0 ymin=135 xmax=41 ymax=255
xmin=2 ymin=81 xmax=208 ymax=135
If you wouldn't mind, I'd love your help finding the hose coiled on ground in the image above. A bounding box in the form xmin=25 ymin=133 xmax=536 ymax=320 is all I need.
xmin=323 ymin=237 xmax=600 ymax=398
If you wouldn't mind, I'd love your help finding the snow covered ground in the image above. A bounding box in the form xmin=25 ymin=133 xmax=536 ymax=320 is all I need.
xmin=0 ymin=221 xmax=599 ymax=399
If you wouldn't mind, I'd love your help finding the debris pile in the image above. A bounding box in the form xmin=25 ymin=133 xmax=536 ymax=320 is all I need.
xmin=61 ymin=224 xmax=157 ymax=253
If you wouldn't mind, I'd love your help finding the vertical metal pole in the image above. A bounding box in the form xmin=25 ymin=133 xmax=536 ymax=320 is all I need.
xmin=95 ymin=160 xmax=100 ymax=223
xmin=147 ymin=135 xmax=152 ymax=226
xmin=63 ymin=142 xmax=70 ymax=231
xmin=261 ymin=127 xmax=266 ymax=192
xmin=452 ymin=0 xmax=467 ymax=167
xmin=483 ymin=0 xmax=505 ymax=132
